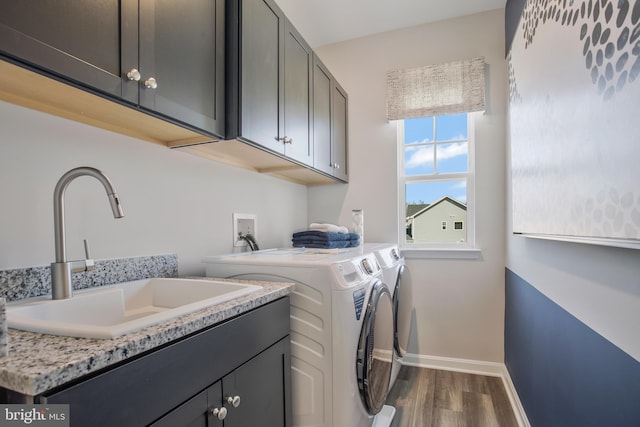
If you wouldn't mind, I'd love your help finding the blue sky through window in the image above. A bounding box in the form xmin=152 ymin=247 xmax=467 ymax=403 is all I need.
xmin=404 ymin=113 xmax=468 ymax=205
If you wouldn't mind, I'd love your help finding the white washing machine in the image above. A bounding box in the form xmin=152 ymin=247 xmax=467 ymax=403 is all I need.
xmin=364 ymin=244 xmax=412 ymax=391
xmin=203 ymin=248 xmax=396 ymax=427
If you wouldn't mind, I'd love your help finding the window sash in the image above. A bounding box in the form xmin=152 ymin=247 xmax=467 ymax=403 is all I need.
xmin=397 ymin=116 xmax=476 ymax=249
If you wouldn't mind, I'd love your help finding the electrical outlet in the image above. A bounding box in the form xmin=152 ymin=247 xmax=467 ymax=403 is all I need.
xmin=233 ymin=213 xmax=257 ymax=247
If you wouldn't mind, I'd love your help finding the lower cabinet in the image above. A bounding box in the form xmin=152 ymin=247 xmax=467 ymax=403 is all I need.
xmin=38 ymin=297 xmax=291 ymax=427
xmin=151 ymin=338 xmax=290 ymax=427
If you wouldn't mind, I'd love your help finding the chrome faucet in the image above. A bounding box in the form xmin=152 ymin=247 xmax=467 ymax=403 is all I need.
xmin=51 ymin=167 xmax=124 ymax=300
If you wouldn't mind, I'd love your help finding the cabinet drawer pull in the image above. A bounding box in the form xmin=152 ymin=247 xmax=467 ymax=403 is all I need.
xmin=332 ymin=163 xmax=340 ymax=169
xmin=210 ymin=407 xmax=227 ymax=420
xmin=227 ymin=395 xmax=241 ymax=408
xmin=144 ymin=77 xmax=158 ymax=89
xmin=126 ymin=69 xmax=141 ymax=81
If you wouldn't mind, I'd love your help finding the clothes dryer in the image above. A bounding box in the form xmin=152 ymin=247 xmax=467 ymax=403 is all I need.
xmin=364 ymin=244 xmax=412 ymax=391
xmin=203 ymin=248 xmax=396 ymax=427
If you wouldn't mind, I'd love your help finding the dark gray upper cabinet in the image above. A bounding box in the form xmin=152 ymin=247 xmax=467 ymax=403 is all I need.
xmin=313 ymin=55 xmax=349 ymax=182
xmin=228 ymin=0 xmax=313 ymax=166
xmin=332 ymin=81 xmax=349 ymax=182
xmin=0 ymin=0 xmax=346 ymax=184
xmin=0 ymin=0 xmax=225 ymax=138
xmin=312 ymin=57 xmax=334 ymax=176
xmin=0 ymin=0 xmax=138 ymax=103
xmin=283 ymin=21 xmax=313 ymax=166
xmin=139 ymin=0 xmax=226 ymax=138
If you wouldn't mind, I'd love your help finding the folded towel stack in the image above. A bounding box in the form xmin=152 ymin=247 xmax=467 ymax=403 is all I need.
xmin=292 ymin=229 xmax=360 ymax=249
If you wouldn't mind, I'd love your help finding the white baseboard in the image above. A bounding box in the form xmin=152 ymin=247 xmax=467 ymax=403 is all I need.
xmin=401 ymin=353 xmax=530 ymax=427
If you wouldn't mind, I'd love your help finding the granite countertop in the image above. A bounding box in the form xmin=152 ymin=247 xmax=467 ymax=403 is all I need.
xmin=0 ymin=277 xmax=294 ymax=396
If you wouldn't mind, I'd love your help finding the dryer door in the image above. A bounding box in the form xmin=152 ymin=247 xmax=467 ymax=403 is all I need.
xmin=393 ymin=264 xmax=412 ymax=358
xmin=356 ymin=280 xmax=394 ymax=415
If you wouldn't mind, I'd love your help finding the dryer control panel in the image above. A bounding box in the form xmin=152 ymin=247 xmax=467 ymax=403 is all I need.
xmin=360 ymin=258 xmax=374 ymax=274
xmin=352 ymin=287 xmax=366 ymax=320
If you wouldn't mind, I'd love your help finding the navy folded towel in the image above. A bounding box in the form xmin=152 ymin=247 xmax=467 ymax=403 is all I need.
xmin=292 ymin=240 xmax=351 ymax=249
xmin=292 ymin=230 xmax=359 ymax=242
xmin=291 ymin=230 xmax=360 ymax=249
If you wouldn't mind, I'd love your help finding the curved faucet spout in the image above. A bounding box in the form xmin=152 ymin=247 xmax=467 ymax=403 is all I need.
xmin=52 ymin=167 xmax=124 ymax=299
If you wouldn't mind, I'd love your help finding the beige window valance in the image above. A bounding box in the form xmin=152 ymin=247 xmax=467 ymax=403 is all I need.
xmin=386 ymin=57 xmax=486 ymax=120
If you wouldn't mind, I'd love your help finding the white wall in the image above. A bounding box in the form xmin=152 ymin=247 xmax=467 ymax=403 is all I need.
xmin=310 ymin=10 xmax=508 ymax=362
xmin=0 ymin=101 xmax=308 ymax=275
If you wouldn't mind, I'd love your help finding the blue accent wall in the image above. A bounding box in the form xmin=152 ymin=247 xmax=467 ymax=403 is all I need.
xmin=505 ymin=269 xmax=640 ymax=427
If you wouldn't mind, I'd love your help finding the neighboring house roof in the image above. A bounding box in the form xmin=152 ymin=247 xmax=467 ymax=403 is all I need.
xmin=407 ymin=196 xmax=466 ymax=219
xmin=406 ymin=203 xmax=429 ymax=217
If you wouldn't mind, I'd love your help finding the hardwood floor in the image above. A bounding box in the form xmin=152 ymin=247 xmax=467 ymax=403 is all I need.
xmin=385 ymin=366 xmax=519 ymax=427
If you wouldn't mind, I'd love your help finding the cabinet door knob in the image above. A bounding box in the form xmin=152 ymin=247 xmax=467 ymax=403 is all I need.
xmin=276 ymin=136 xmax=292 ymax=144
xmin=126 ymin=69 xmax=141 ymax=81
xmin=333 ymin=163 xmax=340 ymax=169
xmin=210 ymin=407 xmax=227 ymax=420
xmin=144 ymin=77 xmax=158 ymax=89
xmin=227 ymin=395 xmax=241 ymax=408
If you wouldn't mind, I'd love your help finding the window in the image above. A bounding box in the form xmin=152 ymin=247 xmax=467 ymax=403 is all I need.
xmin=398 ymin=113 xmax=475 ymax=248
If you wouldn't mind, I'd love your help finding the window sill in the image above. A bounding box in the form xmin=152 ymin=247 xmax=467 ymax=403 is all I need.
xmin=400 ymin=246 xmax=482 ymax=260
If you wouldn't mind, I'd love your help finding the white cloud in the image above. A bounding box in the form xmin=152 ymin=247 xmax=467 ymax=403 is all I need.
xmin=406 ymin=138 xmax=432 ymax=145
xmin=406 ymin=142 xmax=467 ymax=169
xmin=438 ymin=142 xmax=467 ymax=160
xmin=406 ymin=147 xmax=433 ymax=169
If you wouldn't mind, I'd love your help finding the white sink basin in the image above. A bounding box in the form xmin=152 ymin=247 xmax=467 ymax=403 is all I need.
xmin=6 ymin=278 xmax=261 ymax=339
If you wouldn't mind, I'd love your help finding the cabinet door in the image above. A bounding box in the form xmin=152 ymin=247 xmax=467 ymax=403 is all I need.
xmin=312 ymin=56 xmax=334 ymax=175
xmin=332 ymin=82 xmax=349 ymax=182
xmin=240 ymin=0 xmax=285 ymax=153
xmin=139 ymin=0 xmax=225 ymax=138
xmin=152 ymin=340 xmax=290 ymax=427
xmin=283 ymin=21 xmax=313 ymax=166
xmin=223 ymin=339 xmax=291 ymax=427
xmin=0 ymin=0 xmax=138 ymax=103
xmin=150 ymin=389 xmax=210 ymax=427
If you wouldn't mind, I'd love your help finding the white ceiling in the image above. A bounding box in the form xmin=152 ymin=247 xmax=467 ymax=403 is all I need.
xmin=274 ymin=0 xmax=506 ymax=48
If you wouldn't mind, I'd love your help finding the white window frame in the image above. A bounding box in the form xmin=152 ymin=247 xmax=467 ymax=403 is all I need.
xmin=397 ymin=113 xmax=480 ymax=260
